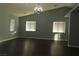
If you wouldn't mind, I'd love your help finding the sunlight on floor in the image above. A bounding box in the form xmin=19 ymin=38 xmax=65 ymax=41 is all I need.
xmin=50 ymin=40 xmax=63 ymax=55
xmin=54 ymin=34 xmax=60 ymax=41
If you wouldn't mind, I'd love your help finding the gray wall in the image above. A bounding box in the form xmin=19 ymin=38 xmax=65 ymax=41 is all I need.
xmin=69 ymin=7 xmax=79 ymax=47
xmin=19 ymin=7 xmax=70 ymax=41
xmin=0 ymin=10 xmax=19 ymax=42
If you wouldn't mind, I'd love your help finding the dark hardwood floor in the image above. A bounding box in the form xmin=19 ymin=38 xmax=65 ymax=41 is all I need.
xmin=0 ymin=38 xmax=79 ymax=56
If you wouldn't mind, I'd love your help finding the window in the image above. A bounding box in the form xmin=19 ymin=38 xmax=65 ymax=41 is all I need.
xmin=53 ymin=22 xmax=65 ymax=33
xmin=10 ymin=19 xmax=15 ymax=31
xmin=26 ymin=21 xmax=36 ymax=31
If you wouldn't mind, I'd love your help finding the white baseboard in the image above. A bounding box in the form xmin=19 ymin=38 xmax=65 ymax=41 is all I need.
xmin=20 ymin=37 xmax=51 ymax=40
xmin=19 ymin=37 xmax=68 ymax=41
xmin=0 ymin=36 xmax=68 ymax=43
xmin=0 ymin=36 xmax=18 ymax=43
xmin=68 ymin=44 xmax=79 ymax=48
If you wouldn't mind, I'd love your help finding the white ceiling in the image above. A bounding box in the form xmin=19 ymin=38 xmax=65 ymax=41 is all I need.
xmin=0 ymin=3 xmax=76 ymax=17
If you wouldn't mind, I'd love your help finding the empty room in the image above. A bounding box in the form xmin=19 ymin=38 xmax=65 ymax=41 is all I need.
xmin=0 ymin=3 xmax=79 ymax=56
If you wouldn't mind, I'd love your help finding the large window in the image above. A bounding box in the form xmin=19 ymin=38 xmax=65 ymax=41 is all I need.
xmin=10 ymin=19 xmax=15 ymax=31
xmin=53 ymin=22 xmax=65 ymax=33
xmin=26 ymin=21 xmax=36 ymax=31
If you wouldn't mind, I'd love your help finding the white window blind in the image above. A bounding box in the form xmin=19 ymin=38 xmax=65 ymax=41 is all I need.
xmin=53 ymin=22 xmax=65 ymax=33
xmin=26 ymin=21 xmax=36 ymax=31
xmin=10 ymin=19 xmax=15 ymax=31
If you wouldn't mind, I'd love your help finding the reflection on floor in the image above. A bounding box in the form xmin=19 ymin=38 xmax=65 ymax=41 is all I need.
xmin=0 ymin=38 xmax=79 ymax=56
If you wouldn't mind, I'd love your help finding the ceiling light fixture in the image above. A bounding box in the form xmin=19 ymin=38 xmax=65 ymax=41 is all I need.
xmin=34 ymin=4 xmax=43 ymax=14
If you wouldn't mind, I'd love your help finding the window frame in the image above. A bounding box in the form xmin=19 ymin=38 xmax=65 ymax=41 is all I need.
xmin=25 ymin=21 xmax=36 ymax=32
xmin=10 ymin=19 xmax=15 ymax=32
xmin=53 ymin=21 xmax=66 ymax=33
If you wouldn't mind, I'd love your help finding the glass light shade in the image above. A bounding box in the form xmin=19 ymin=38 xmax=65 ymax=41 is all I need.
xmin=34 ymin=5 xmax=43 ymax=13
